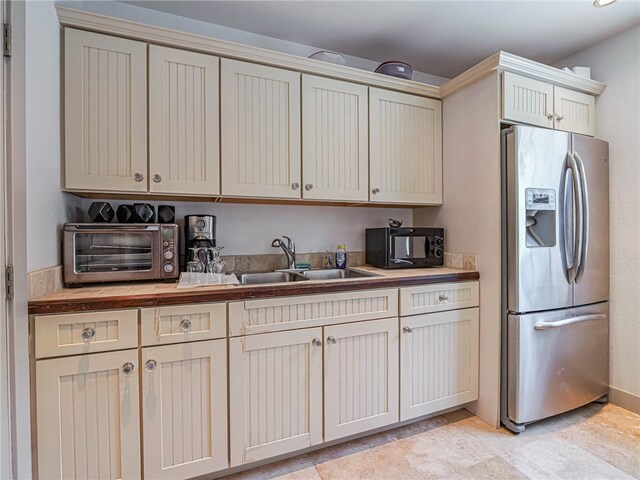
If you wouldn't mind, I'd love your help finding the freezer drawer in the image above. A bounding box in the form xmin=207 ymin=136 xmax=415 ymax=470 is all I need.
xmin=507 ymin=302 xmax=609 ymax=425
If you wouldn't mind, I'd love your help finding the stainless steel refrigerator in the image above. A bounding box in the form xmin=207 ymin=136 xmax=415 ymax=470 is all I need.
xmin=501 ymin=125 xmax=609 ymax=433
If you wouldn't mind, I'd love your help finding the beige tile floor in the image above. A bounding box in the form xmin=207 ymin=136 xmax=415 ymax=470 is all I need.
xmin=226 ymin=403 xmax=640 ymax=480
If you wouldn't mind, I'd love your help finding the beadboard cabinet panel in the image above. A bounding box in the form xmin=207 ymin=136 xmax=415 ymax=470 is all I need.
xmin=400 ymin=308 xmax=479 ymax=421
xmin=324 ymin=318 xmax=399 ymax=441
xmin=502 ymin=72 xmax=554 ymax=128
xmin=141 ymin=340 xmax=228 ymax=479
xmin=228 ymin=289 xmax=398 ymax=336
xmin=36 ymin=350 xmax=141 ymax=480
xmin=149 ymin=46 xmax=220 ymax=195
xmin=553 ymin=86 xmax=596 ymax=136
xmin=369 ymin=88 xmax=442 ymax=205
xmin=302 ymin=75 xmax=368 ymax=201
xmin=221 ymin=59 xmax=301 ymax=198
xmin=65 ymin=28 xmax=148 ymax=192
xmin=229 ymin=328 xmax=323 ymax=466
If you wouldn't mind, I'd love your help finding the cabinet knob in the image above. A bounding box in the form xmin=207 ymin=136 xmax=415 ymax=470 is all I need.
xmin=326 ymin=336 xmax=337 ymax=345
xmin=81 ymin=326 xmax=96 ymax=343
xmin=305 ymin=184 xmax=313 ymax=191
xmin=312 ymin=338 xmax=322 ymax=347
xmin=145 ymin=359 xmax=157 ymax=372
xmin=403 ymin=326 xmax=413 ymax=334
xmin=439 ymin=294 xmax=449 ymax=302
xmin=371 ymin=188 xmax=380 ymax=194
xmin=291 ymin=182 xmax=300 ymax=190
xmin=133 ymin=173 xmax=144 ymax=182
xmin=547 ymin=113 xmax=554 ymax=120
xmin=152 ymin=174 xmax=162 ymax=183
xmin=121 ymin=362 xmax=135 ymax=376
xmin=555 ymin=114 xmax=564 ymax=123
xmin=180 ymin=318 xmax=191 ymax=332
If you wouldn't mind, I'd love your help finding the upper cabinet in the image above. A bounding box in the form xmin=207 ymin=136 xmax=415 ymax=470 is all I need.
xmin=502 ymin=72 xmax=595 ymax=136
xmin=221 ymin=59 xmax=301 ymax=199
xmin=369 ymin=88 xmax=443 ymax=205
xmin=302 ymin=75 xmax=369 ymax=202
xmin=148 ymin=46 xmax=220 ymax=195
xmin=64 ymin=29 xmax=148 ymax=192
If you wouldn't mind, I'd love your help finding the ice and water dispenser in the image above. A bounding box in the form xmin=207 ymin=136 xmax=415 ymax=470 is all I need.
xmin=525 ymin=188 xmax=557 ymax=247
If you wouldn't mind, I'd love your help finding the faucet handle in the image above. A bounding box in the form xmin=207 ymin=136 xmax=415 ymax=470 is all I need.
xmin=282 ymin=235 xmax=295 ymax=251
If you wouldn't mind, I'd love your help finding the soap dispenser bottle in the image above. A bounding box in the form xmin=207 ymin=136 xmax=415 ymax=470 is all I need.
xmin=336 ymin=244 xmax=347 ymax=270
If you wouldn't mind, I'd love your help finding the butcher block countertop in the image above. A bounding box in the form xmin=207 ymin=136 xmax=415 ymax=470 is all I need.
xmin=28 ymin=266 xmax=479 ymax=315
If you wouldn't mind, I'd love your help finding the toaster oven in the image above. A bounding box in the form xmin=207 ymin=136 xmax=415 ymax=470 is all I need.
xmin=365 ymin=227 xmax=445 ymax=268
xmin=63 ymin=223 xmax=179 ymax=285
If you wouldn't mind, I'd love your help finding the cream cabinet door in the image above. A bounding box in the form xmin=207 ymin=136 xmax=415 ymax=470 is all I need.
xmin=324 ymin=318 xmax=399 ymax=441
xmin=64 ymin=28 xmax=148 ymax=192
xmin=36 ymin=350 xmax=141 ymax=480
xmin=149 ymin=46 xmax=220 ymax=195
xmin=302 ymin=75 xmax=368 ymax=201
xmin=229 ymin=328 xmax=323 ymax=466
xmin=369 ymin=88 xmax=442 ymax=205
xmin=400 ymin=308 xmax=479 ymax=421
xmin=502 ymin=72 xmax=554 ymax=128
xmin=221 ymin=59 xmax=301 ymax=198
xmin=553 ymin=86 xmax=596 ymax=136
xmin=141 ymin=340 xmax=228 ymax=479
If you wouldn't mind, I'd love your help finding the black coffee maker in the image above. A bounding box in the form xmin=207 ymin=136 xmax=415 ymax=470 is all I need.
xmin=184 ymin=215 xmax=216 ymax=267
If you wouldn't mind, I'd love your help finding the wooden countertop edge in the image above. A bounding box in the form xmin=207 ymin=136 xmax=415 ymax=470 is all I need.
xmin=28 ymin=271 xmax=480 ymax=315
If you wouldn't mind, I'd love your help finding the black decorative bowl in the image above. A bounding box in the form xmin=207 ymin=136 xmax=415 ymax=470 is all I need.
xmin=116 ymin=204 xmax=135 ymax=223
xmin=133 ymin=203 xmax=156 ymax=223
xmin=158 ymin=205 xmax=175 ymax=224
xmin=88 ymin=202 xmax=114 ymax=223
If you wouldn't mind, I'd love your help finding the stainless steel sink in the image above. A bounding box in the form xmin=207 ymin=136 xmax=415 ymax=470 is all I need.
xmin=237 ymin=271 xmax=308 ymax=285
xmin=301 ymin=269 xmax=381 ymax=280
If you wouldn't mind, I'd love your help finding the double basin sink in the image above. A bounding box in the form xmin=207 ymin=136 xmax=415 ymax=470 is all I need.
xmin=237 ymin=268 xmax=380 ymax=285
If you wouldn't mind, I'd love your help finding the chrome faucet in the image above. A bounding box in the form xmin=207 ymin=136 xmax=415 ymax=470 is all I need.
xmin=271 ymin=236 xmax=296 ymax=269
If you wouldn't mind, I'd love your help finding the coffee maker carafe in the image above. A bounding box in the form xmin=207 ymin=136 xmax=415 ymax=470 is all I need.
xmin=184 ymin=215 xmax=216 ymax=267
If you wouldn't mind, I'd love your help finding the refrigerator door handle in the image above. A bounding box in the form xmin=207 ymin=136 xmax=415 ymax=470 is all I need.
xmin=562 ymin=164 xmax=574 ymax=281
xmin=567 ymin=153 xmax=584 ymax=284
xmin=534 ymin=313 xmax=606 ymax=330
xmin=574 ymin=152 xmax=589 ymax=283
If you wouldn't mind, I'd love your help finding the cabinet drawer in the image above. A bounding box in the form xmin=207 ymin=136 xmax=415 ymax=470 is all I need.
xmin=35 ymin=309 xmax=138 ymax=359
xmin=141 ymin=303 xmax=226 ymax=346
xmin=229 ymin=289 xmax=398 ymax=336
xmin=400 ymin=281 xmax=479 ymax=316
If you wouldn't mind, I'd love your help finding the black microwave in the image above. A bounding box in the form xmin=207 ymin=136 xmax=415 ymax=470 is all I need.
xmin=365 ymin=227 xmax=444 ymax=269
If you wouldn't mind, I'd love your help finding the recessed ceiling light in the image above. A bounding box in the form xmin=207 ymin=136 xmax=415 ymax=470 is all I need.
xmin=593 ymin=0 xmax=616 ymax=7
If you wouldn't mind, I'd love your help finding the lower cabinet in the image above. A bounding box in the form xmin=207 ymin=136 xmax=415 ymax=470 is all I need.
xmin=229 ymin=328 xmax=323 ymax=466
xmin=141 ymin=340 xmax=228 ymax=479
xmin=324 ymin=318 xmax=399 ymax=441
xmin=400 ymin=308 xmax=479 ymax=421
xmin=36 ymin=350 xmax=141 ymax=480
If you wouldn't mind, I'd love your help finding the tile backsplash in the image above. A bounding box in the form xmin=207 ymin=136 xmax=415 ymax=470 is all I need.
xmin=444 ymin=253 xmax=478 ymax=270
xmin=28 ymin=265 xmax=63 ymax=299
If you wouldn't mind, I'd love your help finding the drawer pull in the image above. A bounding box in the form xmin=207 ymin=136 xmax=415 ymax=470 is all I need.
xmin=145 ymin=359 xmax=157 ymax=372
xmin=326 ymin=336 xmax=337 ymax=345
xmin=312 ymin=338 xmax=322 ymax=347
xmin=180 ymin=319 xmax=192 ymax=332
xmin=81 ymin=327 xmax=96 ymax=343
xmin=403 ymin=326 xmax=413 ymax=334
xmin=121 ymin=362 xmax=135 ymax=376
xmin=439 ymin=295 xmax=449 ymax=302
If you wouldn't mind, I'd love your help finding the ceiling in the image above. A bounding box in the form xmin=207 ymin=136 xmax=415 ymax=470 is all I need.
xmin=122 ymin=0 xmax=640 ymax=78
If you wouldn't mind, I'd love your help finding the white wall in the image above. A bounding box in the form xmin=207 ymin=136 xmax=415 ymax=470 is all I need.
xmin=59 ymin=0 xmax=450 ymax=87
xmin=556 ymin=25 xmax=640 ymax=399
xmin=25 ymin=1 xmax=83 ymax=272
xmin=79 ymin=198 xmax=412 ymax=255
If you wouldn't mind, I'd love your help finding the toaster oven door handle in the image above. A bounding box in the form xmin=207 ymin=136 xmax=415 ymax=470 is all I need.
xmin=68 ymin=224 xmax=160 ymax=231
